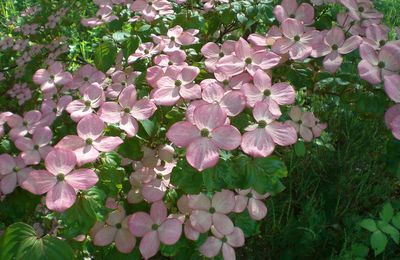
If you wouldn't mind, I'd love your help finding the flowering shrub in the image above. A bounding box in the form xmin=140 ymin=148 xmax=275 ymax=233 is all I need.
xmin=0 ymin=0 xmax=399 ymax=259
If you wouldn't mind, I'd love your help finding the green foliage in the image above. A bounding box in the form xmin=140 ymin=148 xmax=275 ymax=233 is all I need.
xmin=94 ymin=41 xmax=118 ymax=72
xmin=0 ymin=222 xmax=74 ymax=260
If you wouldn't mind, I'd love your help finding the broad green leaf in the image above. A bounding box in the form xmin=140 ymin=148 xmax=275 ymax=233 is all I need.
xmin=160 ymin=239 xmax=189 ymax=257
xmin=370 ymin=230 xmax=388 ymax=256
xmin=392 ymin=213 xmax=400 ymax=229
xmin=377 ymin=221 xmax=399 ymax=244
xmin=118 ymin=137 xmax=143 ymax=160
xmin=294 ymin=141 xmax=306 ymax=157
xmin=122 ymin=36 xmax=140 ymax=60
xmin=94 ymin=42 xmax=117 ymax=72
xmin=0 ymin=223 xmax=73 ymax=260
xmin=360 ymin=219 xmax=377 ymax=232
xmin=112 ymin=31 xmax=130 ymax=42
xmin=351 ymin=243 xmax=369 ymax=257
xmin=380 ymin=203 xmax=394 ymax=222
xmin=170 ymin=159 xmax=203 ymax=194
xmin=232 ymin=211 xmax=259 ymax=237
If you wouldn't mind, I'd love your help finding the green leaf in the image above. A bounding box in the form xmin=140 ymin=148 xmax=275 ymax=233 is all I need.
xmin=0 ymin=223 xmax=73 ymax=260
xmin=294 ymin=141 xmax=306 ymax=157
xmin=94 ymin=42 xmax=117 ymax=72
xmin=380 ymin=203 xmax=394 ymax=223
xmin=360 ymin=219 xmax=377 ymax=232
xmin=351 ymin=243 xmax=369 ymax=257
xmin=233 ymin=155 xmax=287 ymax=195
xmin=370 ymin=230 xmax=388 ymax=256
xmin=233 ymin=211 xmax=259 ymax=237
xmin=112 ymin=31 xmax=130 ymax=42
xmin=160 ymin=239 xmax=189 ymax=257
xmin=170 ymin=159 xmax=203 ymax=194
xmin=377 ymin=221 xmax=399 ymax=244
xmin=139 ymin=119 xmax=156 ymax=137
xmin=122 ymin=36 xmax=140 ymax=60
xmin=118 ymin=137 xmax=143 ymax=160
xmin=392 ymin=213 xmax=400 ymax=229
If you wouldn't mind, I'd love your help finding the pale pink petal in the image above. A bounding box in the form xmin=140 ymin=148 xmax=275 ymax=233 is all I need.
xmin=184 ymin=222 xmax=200 ymax=241
xmin=220 ymin=91 xmax=246 ymax=116
xmin=128 ymin=212 xmax=153 ymax=237
xmin=188 ymin=193 xmax=211 ymax=211
xmin=119 ymin=86 xmax=137 ymax=109
xmin=323 ymin=52 xmax=343 ymax=73
xmin=33 ymin=69 xmax=50 ymax=85
xmin=92 ymin=136 xmax=123 ymax=152
xmin=46 ymin=182 xmax=77 ymax=212
xmin=234 ymin=195 xmax=248 ymax=213
xmin=212 ymin=190 xmax=235 ymax=214
xmin=247 ymin=198 xmax=267 ymax=220
xmin=139 ymin=231 xmax=160 ymax=259
xmin=131 ymin=99 xmax=157 ymax=120
xmin=194 ymin=104 xmax=226 ymax=130
xmin=186 ymin=138 xmax=219 ymax=171
xmin=55 ymin=135 xmax=85 ymax=152
xmin=213 ymin=213 xmax=234 ymax=235
xmin=235 ymin=38 xmax=252 ymax=59
xmin=33 ymin=126 xmax=52 ymax=146
xmin=158 ymin=218 xmax=182 ymax=245
xmin=20 ymin=170 xmax=56 ymax=194
xmin=266 ymin=122 xmax=297 ymax=146
xmin=179 ymin=83 xmax=202 ymax=100
xmin=65 ymin=169 xmax=98 ymax=190
xmin=115 ymin=229 xmax=136 ymax=253
xmin=45 ymin=148 xmax=76 ymax=175
xmin=281 ymin=18 xmax=303 ymax=39
xmin=1 ymin=173 xmax=17 ymax=194
xmin=222 ymin=244 xmax=236 ymax=260
xmin=212 ymin=125 xmax=241 ymax=151
xmin=166 ymin=122 xmax=200 ymax=147
xmin=338 ymin=36 xmax=363 ymax=54
xmin=77 ymin=114 xmax=105 ymax=140
xmin=199 ymin=236 xmax=223 ymax=258
xmin=216 ymin=55 xmax=245 ymax=76
xmin=94 ymin=226 xmax=117 ymax=246
xmin=241 ymin=128 xmax=275 ymax=157
xmin=226 ymin=227 xmax=245 ymax=247
xmin=99 ymin=102 xmax=122 ymax=123
xmin=190 ymin=210 xmax=212 ymax=233
xmin=270 ymin=83 xmax=296 ymax=105
xmin=0 ymin=154 xmax=15 ymax=175
xmin=358 ymin=60 xmax=381 ymax=84
xmin=300 ymin=125 xmax=313 ymax=142
xmin=74 ymin=145 xmax=100 ymax=166
xmin=152 ymin=87 xmax=180 ymax=106
xmin=120 ymin=115 xmax=139 ymax=137
xmin=384 ymin=74 xmax=400 ymax=103
xmin=15 ymin=137 xmax=34 ymax=151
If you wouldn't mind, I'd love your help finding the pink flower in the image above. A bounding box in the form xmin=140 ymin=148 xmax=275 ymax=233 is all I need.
xmin=56 ymin=114 xmax=123 ymax=166
xmin=200 ymin=81 xmax=246 ymax=116
xmin=72 ymin=64 xmax=106 ymax=91
xmin=152 ymin=66 xmax=201 ymax=106
xmin=81 ymin=6 xmax=118 ymax=27
xmin=33 ymin=62 xmax=73 ymax=93
xmin=153 ymin=25 xmax=199 ymax=53
xmin=66 ymin=83 xmax=105 ymax=122
xmin=40 ymin=95 xmax=73 ymax=124
xmin=128 ymin=201 xmax=182 ymax=259
xmin=154 ymin=50 xmax=187 ymax=67
xmin=188 ymin=190 xmax=235 ymax=235
xmin=106 ymin=70 xmax=141 ymax=99
xmin=199 ymin=226 xmax=245 ymax=259
xmin=287 ymin=106 xmax=319 ymax=142
xmin=385 ymin=104 xmax=400 ymax=140
xmin=15 ymin=126 xmax=53 ymax=165
xmin=93 ymin=206 xmax=136 ymax=253
xmin=233 ymin=189 xmax=269 ymax=220
xmin=202 ymin=0 xmax=229 ymax=12
xmin=241 ymin=101 xmax=297 ymax=157
xmin=272 ymin=18 xmax=319 ymax=60
xmin=340 ymin=0 xmax=383 ymax=23
xmin=128 ymin=42 xmax=164 ymax=64
xmin=0 ymin=112 xmax=12 ymax=137
xmin=21 ymin=148 xmax=99 ymax=212
xmin=384 ymin=74 xmax=400 ymax=103
xmin=312 ymin=27 xmax=362 ymax=73
xmin=176 ymin=195 xmax=200 ymax=241
xmin=201 ymin=41 xmax=235 ymax=72
xmin=0 ymin=154 xmax=32 ymax=194
xmin=364 ymin=24 xmax=389 ymax=50
xmin=131 ymin=0 xmax=172 ymax=22
xmin=217 ymin=38 xmax=281 ymax=76
xmin=6 ymin=110 xmax=42 ymax=140
xmin=274 ymin=0 xmax=315 ymax=26
xmin=358 ymin=41 xmax=400 ymax=85
xmin=167 ymin=104 xmax=241 ymax=171
xmin=241 ymin=70 xmax=295 ymax=113
xmin=99 ymin=86 xmax=157 ymax=137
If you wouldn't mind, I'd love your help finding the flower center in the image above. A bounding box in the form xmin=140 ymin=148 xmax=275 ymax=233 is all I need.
xmin=246 ymin=193 xmax=252 ymax=198
xmin=34 ymin=144 xmax=40 ymax=150
xmin=258 ymin=120 xmax=267 ymax=128
xmin=83 ymin=77 xmax=89 ymax=82
xmin=175 ymin=80 xmax=182 ymax=87
xmin=201 ymin=128 xmax=210 ymax=137
xmin=121 ymin=81 xmax=126 ymax=86
xmin=86 ymin=138 xmax=93 ymax=145
xmin=245 ymin=57 xmax=252 ymax=65
xmin=222 ymin=80 xmax=229 ymax=86
xmin=168 ymin=61 xmax=173 ymax=65
xmin=23 ymin=120 xmax=28 ymax=126
xmin=144 ymin=49 xmax=150 ymax=54
xmin=263 ymin=89 xmax=271 ymax=96
xmin=219 ymin=52 xmax=224 ymax=58
xmin=156 ymin=174 xmax=163 ymax=180
xmin=379 ymin=40 xmax=386 ymax=47
xmin=378 ymin=61 xmax=385 ymax=69
xmin=332 ymin=44 xmax=338 ymax=51
xmin=148 ymin=1 xmax=153 ymax=6
xmin=358 ymin=6 xmax=364 ymax=12
xmin=13 ymin=166 xmax=20 ymax=172
xmin=52 ymin=108 xmax=57 ymax=113
xmin=151 ymin=224 xmax=159 ymax=230
xmin=170 ymin=36 xmax=175 ymax=41
xmin=221 ymin=237 xmax=228 ymax=243
xmin=84 ymin=100 xmax=91 ymax=107
xmin=50 ymin=75 xmax=55 ymax=81
xmin=57 ymin=173 xmax=65 ymax=182
xmin=294 ymin=35 xmax=300 ymax=42
xmin=116 ymin=223 xmax=122 ymax=229
xmin=123 ymin=107 xmax=131 ymax=113
xmin=209 ymin=207 xmax=216 ymax=214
